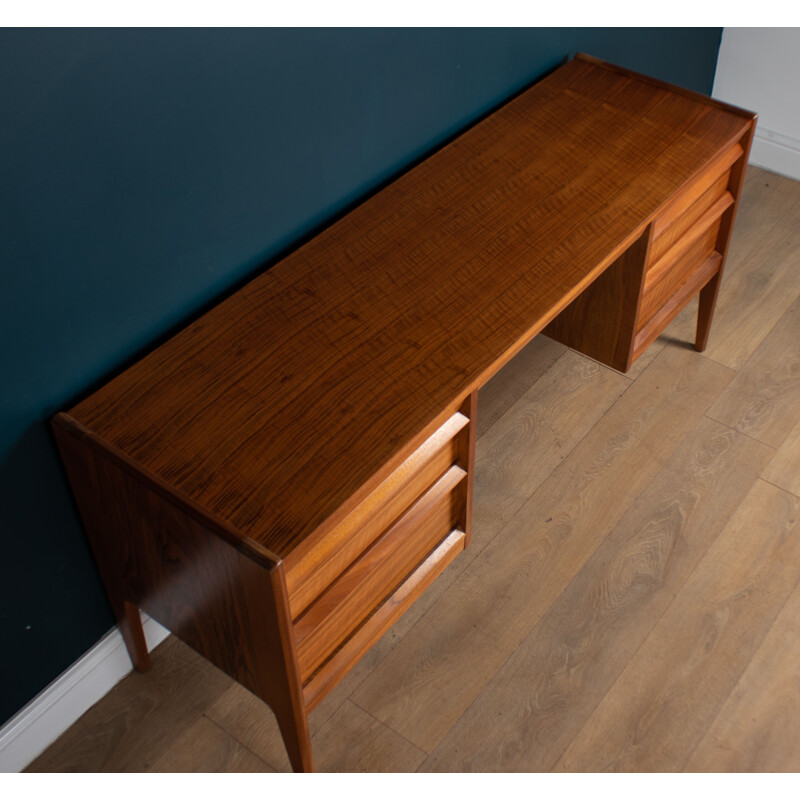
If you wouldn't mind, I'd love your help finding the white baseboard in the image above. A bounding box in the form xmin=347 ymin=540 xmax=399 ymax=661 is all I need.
xmin=749 ymin=127 xmax=800 ymax=182
xmin=0 ymin=614 xmax=170 ymax=772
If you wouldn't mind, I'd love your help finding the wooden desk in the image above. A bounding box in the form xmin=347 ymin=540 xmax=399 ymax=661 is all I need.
xmin=53 ymin=55 xmax=756 ymax=772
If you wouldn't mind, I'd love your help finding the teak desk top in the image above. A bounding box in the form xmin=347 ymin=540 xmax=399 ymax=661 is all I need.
xmin=64 ymin=55 xmax=752 ymax=561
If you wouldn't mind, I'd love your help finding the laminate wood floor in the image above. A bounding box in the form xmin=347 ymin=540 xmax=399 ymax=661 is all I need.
xmin=28 ymin=166 xmax=800 ymax=773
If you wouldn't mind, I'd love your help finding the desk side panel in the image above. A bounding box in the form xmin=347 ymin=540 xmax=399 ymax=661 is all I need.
xmin=542 ymin=227 xmax=651 ymax=372
xmin=51 ymin=416 xmax=312 ymax=771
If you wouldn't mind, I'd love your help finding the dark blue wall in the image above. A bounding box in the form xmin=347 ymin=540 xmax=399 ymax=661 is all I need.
xmin=0 ymin=28 xmax=722 ymax=725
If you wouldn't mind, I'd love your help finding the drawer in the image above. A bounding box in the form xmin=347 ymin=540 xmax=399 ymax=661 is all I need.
xmin=303 ymin=528 xmax=465 ymax=710
xmin=293 ymin=465 xmax=467 ymax=682
xmin=650 ymin=142 xmax=742 ymax=246
xmin=633 ymin=252 xmax=721 ymax=361
xmin=639 ymin=219 xmax=722 ymax=328
xmin=649 ymin=174 xmax=732 ymax=265
xmin=284 ymin=410 xmax=471 ymax=618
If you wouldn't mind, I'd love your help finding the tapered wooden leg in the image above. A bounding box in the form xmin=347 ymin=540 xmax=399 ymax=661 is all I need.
xmin=696 ymin=126 xmax=755 ymax=353
xmin=275 ymin=702 xmax=314 ymax=772
xmin=696 ymin=270 xmax=722 ymax=352
xmin=120 ymin=601 xmax=151 ymax=672
xmin=52 ymin=419 xmax=152 ymax=672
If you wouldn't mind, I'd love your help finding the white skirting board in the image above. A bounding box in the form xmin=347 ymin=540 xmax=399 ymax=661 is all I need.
xmin=0 ymin=614 xmax=170 ymax=772
xmin=749 ymin=127 xmax=800 ymax=183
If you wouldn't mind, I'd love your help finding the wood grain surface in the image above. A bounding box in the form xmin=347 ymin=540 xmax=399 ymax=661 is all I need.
xmin=303 ymin=530 xmax=466 ymax=711
xmin=685 ymin=580 xmax=800 ymax=772
xmin=554 ymin=480 xmax=800 ymax=772
xmin=474 ymin=336 xmax=565 ymax=438
xmin=763 ymin=416 xmax=800 ymax=498
xmin=633 ymin=252 xmax=722 ymax=358
xmin=649 ymin=145 xmax=738 ymax=247
xmin=62 ymin=56 xmax=752 ymax=558
xmin=293 ymin=466 xmax=465 ymax=680
xmin=148 ymin=716 xmax=274 ymax=773
xmin=543 ymin=225 xmax=650 ymax=372
xmin=472 ymin=351 xmax=628 ymax=554
xmin=284 ymin=411 xmax=468 ymax=618
xmin=310 ymin=701 xmax=427 ymax=773
xmin=422 ymin=417 xmax=772 ymax=771
xmin=26 ymin=638 xmax=232 ymax=772
xmin=707 ymin=294 xmax=800 ymax=448
xmin=52 ymin=413 xmax=313 ymax=771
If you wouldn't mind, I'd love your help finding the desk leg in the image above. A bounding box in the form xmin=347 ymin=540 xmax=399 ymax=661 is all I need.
xmin=267 ymin=567 xmax=315 ymax=773
xmin=120 ymin=601 xmax=151 ymax=672
xmin=53 ymin=418 xmax=151 ymax=672
xmin=695 ymin=270 xmax=722 ymax=352
xmin=698 ymin=127 xmax=755 ymax=353
xmin=275 ymin=703 xmax=314 ymax=772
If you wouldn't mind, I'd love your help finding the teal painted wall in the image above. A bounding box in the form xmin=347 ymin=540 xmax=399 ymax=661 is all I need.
xmin=0 ymin=28 xmax=723 ymax=724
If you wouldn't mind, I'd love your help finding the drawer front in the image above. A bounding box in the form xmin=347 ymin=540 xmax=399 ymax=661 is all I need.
xmin=293 ymin=465 xmax=466 ymax=682
xmin=649 ymin=173 xmax=731 ymax=266
xmin=284 ymin=410 xmax=470 ymax=618
xmin=650 ymin=142 xmax=742 ymax=244
xmin=633 ymin=252 xmax=721 ymax=361
xmin=303 ymin=529 xmax=466 ymax=710
xmin=639 ymin=220 xmax=722 ymax=328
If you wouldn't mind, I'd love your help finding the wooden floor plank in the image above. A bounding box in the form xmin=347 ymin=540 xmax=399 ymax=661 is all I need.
xmin=553 ymin=479 xmax=800 ymax=772
xmin=25 ymin=637 xmax=232 ymax=772
xmin=762 ymin=415 xmax=800 ymax=498
xmin=421 ymin=417 xmax=772 ymax=771
xmin=624 ymin=338 xmax=666 ymax=379
xmin=707 ymin=297 xmax=800 ymax=449
xmin=685 ymin=579 xmax=800 ymax=772
xmin=473 ymin=351 xmax=629 ymax=553
xmin=477 ymin=335 xmax=565 ymax=438
xmin=206 ymin=683 xmax=427 ymax=773
xmin=351 ymin=344 xmax=733 ymax=754
xmin=723 ymin=167 xmax=800 ymax=247
xmin=203 ymin=684 xmax=296 ymax=772
xmin=148 ymin=716 xmax=273 ymax=772
xmin=312 ymin=700 xmax=427 ymax=773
